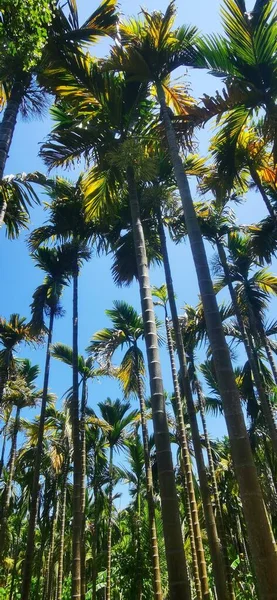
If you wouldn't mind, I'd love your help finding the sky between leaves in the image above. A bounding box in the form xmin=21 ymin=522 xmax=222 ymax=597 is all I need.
xmin=1 ymin=0 xmax=276 ymax=507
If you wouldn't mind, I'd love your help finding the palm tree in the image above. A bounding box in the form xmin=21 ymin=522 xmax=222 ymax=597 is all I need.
xmin=98 ymin=398 xmax=138 ymax=600
xmin=41 ymin=68 xmax=191 ymax=599
xmin=195 ymin=0 xmax=277 ymax=168
xmin=0 ymin=314 xmax=36 ymax=404
xmin=20 ymin=246 xmax=70 ymax=600
xmin=89 ymin=301 xmax=163 ymax=600
xmin=0 ymin=172 xmax=43 ymax=237
xmin=107 ymin=6 xmax=277 ymax=596
xmin=152 ymin=284 xmax=229 ymax=600
xmin=29 ymin=175 xmax=95 ymax=600
xmin=122 ymin=434 xmax=147 ymax=600
xmin=51 ymin=342 xmax=101 ymax=600
xmin=0 ymin=360 xmax=40 ymax=558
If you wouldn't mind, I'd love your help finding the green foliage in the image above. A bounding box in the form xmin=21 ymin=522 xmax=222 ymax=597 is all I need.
xmin=0 ymin=0 xmax=54 ymax=72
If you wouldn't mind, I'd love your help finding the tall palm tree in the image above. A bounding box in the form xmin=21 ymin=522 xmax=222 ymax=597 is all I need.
xmin=41 ymin=67 xmax=191 ymax=599
xmin=51 ymin=342 xmax=101 ymax=600
xmin=98 ymin=398 xmax=138 ymax=600
xmin=107 ymin=6 xmax=277 ymax=596
xmin=0 ymin=314 xmax=36 ymax=404
xmin=0 ymin=360 xmax=40 ymax=558
xmin=196 ymin=0 xmax=277 ymax=166
xmin=152 ymin=284 xmax=229 ymax=600
xmin=29 ymin=175 xmax=95 ymax=600
xmin=89 ymin=301 xmax=163 ymax=600
xmin=20 ymin=246 xmax=70 ymax=600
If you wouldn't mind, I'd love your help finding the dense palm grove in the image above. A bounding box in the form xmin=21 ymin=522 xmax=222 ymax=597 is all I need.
xmin=1 ymin=0 xmax=277 ymax=598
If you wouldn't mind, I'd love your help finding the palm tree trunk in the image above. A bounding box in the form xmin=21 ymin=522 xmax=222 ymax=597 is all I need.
xmin=190 ymin=357 xmax=235 ymax=600
xmin=0 ymin=405 xmax=20 ymax=557
xmin=134 ymin=345 xmax=163 ymax=600
xmin=255 ymin=312 xmax=277 ymax=385
xmin=80 ymin=378 xmax=87 ymax=600
xmin=249 ymin=166 xmax=277 ymax=223
xmin=157 ymin=83 xmax=277 ymax=600
xmin=0 ymin=414 xmax=10 ymax=479
xmin=45 ymin=484 xmax=59 ymax=600
xmin=0 ymin=76 xmax=27 ymax=189
xmin=165 ymin=317 xmax=205 ymax=600
xmin=216 ymin=239 xmax=277 ymax=454
xmin=21 ymin=307 xmax=55 ymax=600
xmin=158 ymin=209 xmax=228 ymax=600
xmin=126 ymin=164 xmax=191 ymax=600
xmin=92 ymin=480 xmax=98 ymax=600
xmin=71 ymin=266 xmax=82 ymax=600
xmin=136 ymin=488 xmax=143 ymax=600
xmin=57 ymin=462 xmax=68 ymax=600
xmin=106 ymin=445 xmax=113 ymax=600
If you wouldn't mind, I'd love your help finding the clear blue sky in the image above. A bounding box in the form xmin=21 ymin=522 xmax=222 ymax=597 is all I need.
xmin=1 ymin=0 xmax=274 ymax=506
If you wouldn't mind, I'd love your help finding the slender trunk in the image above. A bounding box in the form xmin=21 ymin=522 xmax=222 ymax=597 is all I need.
xmin=158 ymin=84 xmax=277 ymax=600
xmin=9 ymin=540 xmax=20 ymax=600
xmin=255 ymin=313 xmax=277 ymax=386
xmin=158 ymin=209 xmax=228 ymax=600
xmin=0 ymin=405 xmax=20 ymax=557
xmin=165 ymin=318 xmax=205 ymax=600
xmin=126 ymin=165 xmax=191 ymax=600
xmin=134 ymin=345 xmax=163 ymax=600
xmin=57 ymin=462 xmax=68 ymax=600
xmin=21 ymin=308 xmax=55 ymax=600
xmin=0 ymin=414 xmax=10 ymax=479
xmin=136 ymin=488 xmax=143 ymax=600
xmin=80 ymin=378 xmax=87 ymax=600
xmin=71 ymin=266 xmax=82 ymax=600
xmin=216 ymin=240 xmax=277 ymax=454
xmin=0 ymin=76 xmax=28 ymax=204
xmin=106 ymin=446 xmax=113 ymax=600
xmin=92 ymin=479 xmax=98 ymax=600
xmin=191 ymin=360 xmax=235 ymax=600
xmin=45 ymin=485 xmax=59 ymax=600
xmin=250 ymin=166 xmax=277 ymax=223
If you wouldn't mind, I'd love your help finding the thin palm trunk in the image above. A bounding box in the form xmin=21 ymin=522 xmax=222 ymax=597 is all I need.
xmin=45 ymin=484 xmax=59 ymax=600
xmin=0 ymin=405 xmax=20 ymax=557
xmin=126 ymin=164 xmax=191 ymax=600
xmin=165 ymin=317 xmax=204 ymax=600
xmin=21 ymin=307 xmax=55 ymax=600
xmin=0 ymin=76 xmax=27 ymax=189
xmin=80 ymin=378 xmax=87 ymax=600
xmin=158 ymin=209 xmax=228 ymax=600
xmin=92 ymin=479 xmax=99 ymax=600
xmin=191 ymin=357 xmax=235 ymax=600
xmin=217 ymin=240 xmax=277 ymax=453
xmin=134 ymin=344 xmax=163 ymax=600
xmin=72 ymin=266 xmax=82 ymax=600
xmin=0 ymin=415 xmax=10 ymax=479
xmin=57 ymin=462 xmax=68 ymax=600
xmin=158 ymin=84 xmax=277 ymax=600
xmin=250 ymin=166 xmax=277 ymax=223
xmin=255 ymin=312 xmax=277 ymax=386
xmin=136 ymin=488 xmax=143 ymax=600
xmin=106 ymin=445 xmax=113 ymax=600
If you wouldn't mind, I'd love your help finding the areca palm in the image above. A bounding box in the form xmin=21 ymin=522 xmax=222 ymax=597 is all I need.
xmin=0 ymin=172 xmax=43 ymax=236
xmin=89 ymin=301 xmax=163 ymax=600
xmin=105 ymin=6 xmax=277 ymax=595
xmin=97 ymin=398 xmax=138 ymax=600
xmin=51 ymin=342 xmax=102 ymax=600
xmin=40 ymin=67 xmax=190 ymax=599
xmin=0 ymin=360 xmax=40 ymax=557
xmin=152 ymin=288 xmax=203 ymax=598
xmin=194 ymin=0 xmax=277 ymax=160
xmin=0 ymin=314 xmax=36 ymax=405
xmin=29 ymin=175 xmax=95 ymax=600
xmin=20 ymin=245 xmax=70 ymax=600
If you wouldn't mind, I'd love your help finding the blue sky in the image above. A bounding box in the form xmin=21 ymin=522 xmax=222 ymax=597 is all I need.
xmin=1 ymin=0 xmax=275 ymax=506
